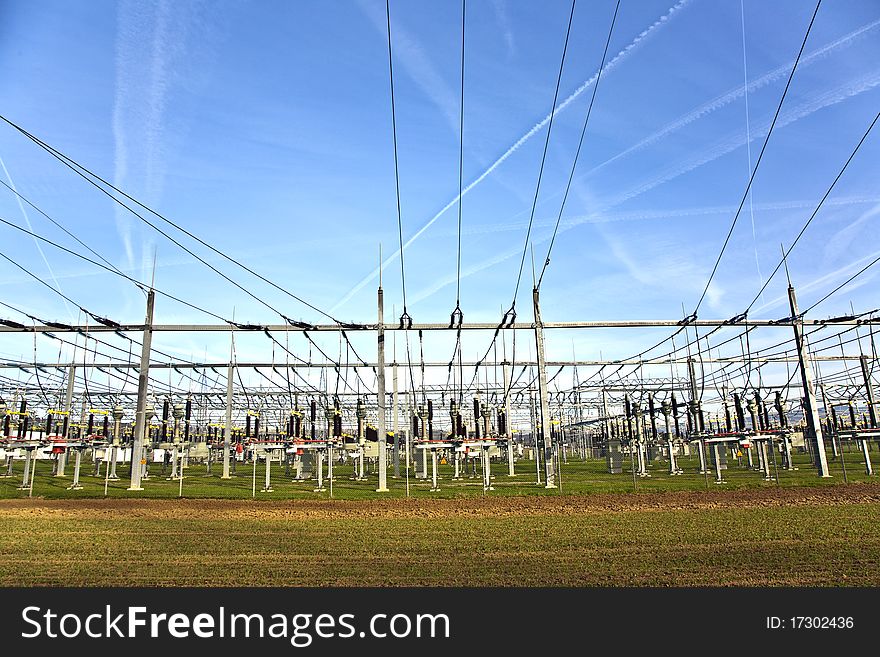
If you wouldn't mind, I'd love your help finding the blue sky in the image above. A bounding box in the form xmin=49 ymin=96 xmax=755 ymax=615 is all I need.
xmin=0 ymin=0 xmax=879 ymax=399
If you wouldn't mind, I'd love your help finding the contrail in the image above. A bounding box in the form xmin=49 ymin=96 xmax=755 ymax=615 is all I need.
xmin=582 ymin=16 xmax=880 ymax=178
xmin=423 ymin=18 xmax=880 ymax=242
xmin=407 ymin=73 xmax=880 ymax=304
xmin=598 ymin=70 xmax=880 ymax=212
xmin=0 ymin=156 xmax=77 ymax=322
xmin=433 ymin=196 xmax=880 ymax=238
xmin=331 ymin=0 xmax=694 ymax=313
xmin=112 ymin=0 xmax=176 ymax=274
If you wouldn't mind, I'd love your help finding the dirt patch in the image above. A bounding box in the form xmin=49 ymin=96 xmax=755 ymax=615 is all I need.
xmin=1 ymin=483 xmax=877 ymax=521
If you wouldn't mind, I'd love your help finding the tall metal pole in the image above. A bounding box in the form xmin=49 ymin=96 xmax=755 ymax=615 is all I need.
xmin=861 ymin=355 xmax=877 ymax=428
xmin=533 ymin=288 xmax=556 ymax=488
xmin=392 ymin=360 xmax=399 ymax=478
xmin=222 ymin=337 xmax=234 ymax=479
xmin=788 ymin=284 xmax=831 ymax=477
xmin=56 ymin=364 xmax=76 ymax=477
xmin=503 ymin=360 xmax=515 ymax=476
xmin=128 ymin=289 xmax=154 ymax=491
xmin=376 ymin=284 xmax=389 ymax=491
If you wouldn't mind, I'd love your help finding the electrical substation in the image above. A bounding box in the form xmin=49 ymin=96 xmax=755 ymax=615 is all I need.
xmin=1 ymin=0 xmax=878 ymax=505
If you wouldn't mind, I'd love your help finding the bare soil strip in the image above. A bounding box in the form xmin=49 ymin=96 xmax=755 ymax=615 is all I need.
xmin=2 ymin=483 xmax=877 ymax=520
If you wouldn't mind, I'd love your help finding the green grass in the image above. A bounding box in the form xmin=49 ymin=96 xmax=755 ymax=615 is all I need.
xmin=3 ymin=446 xmax=879 ymax=586
xmin=2 ymin=491 xmax=879 ymax=586
xmin=1 ymin=446 xmax=877 ymax=500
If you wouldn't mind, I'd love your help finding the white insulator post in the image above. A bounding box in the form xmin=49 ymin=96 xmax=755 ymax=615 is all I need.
xmin=861 ymin=439 xmax=873 ymax=476
xmin=315 ymin=448 xmax=325 ymax=492
xmin=430 ymin=448 xmax=439 ymax=492
xmin=263 ymin=449 xmax=272 ymax=492
xmin=110 ymin=405 xmax=123 ymax=480
xmin=713 ymin=443 xmax=724 ymax=483
xmin=68 ymin=449 xmax=83 ymax=490
xmin=19 ymin=448 xmax=32 ymax=490
xmin=782 ymin=432 xmax=793 ymax=471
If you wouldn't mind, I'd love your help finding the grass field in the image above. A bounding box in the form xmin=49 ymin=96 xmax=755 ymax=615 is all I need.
xmin=3 ymin=449 xmax=879 ymax=587
xmin=1 ymin=448 xmax=878 ymax=500
xmin=2 ymin=484 xmax=880 ymax=587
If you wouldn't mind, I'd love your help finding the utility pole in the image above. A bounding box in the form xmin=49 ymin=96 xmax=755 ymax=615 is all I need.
xmin=128 ymin=289 xmax=154 ymax=491
xmin=222 ymin=336 xmax=234 ymax=479
xmin=861 ymin=355 xmax=877 ymax=428
xmin=392 ymin=360 xmax=399 ymax=478
xmin=503 ymin=360 xmax=515 ymax=476
xmin=788 ymin=284 xmax=831 ymax=477
xmin=376 ymin=282 xmax=388 ymax=491
xmin=533 ymin=288 xmax=556 ymax=488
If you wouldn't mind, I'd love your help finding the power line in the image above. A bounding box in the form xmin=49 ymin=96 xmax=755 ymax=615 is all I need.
xmin=385 ymin=0 xmax=409 ymax=328
xmin=744 ymin=110 xmax=880 ymax=314
xmin=691 ymin=0 xmax=822 ymax=316
xmin=0 ymin=114 xmax=344 ymax=326
xmin=804 ymin=254 xmax=880 ymax=316
xmin=0 ymin=114 xmax=374 ymax=382
xmin=0 ymin=179 xmax=132 ymax=284
xmin=538 ymin=0 xmax=620 ymax=289
xmin=462 ymin=0 xmax=579 ymax=396
xmin=455 ymin=0 xmax=466 ymax=311
xmin=0 ymin=216 xmax=231 ymax=323
xmin=510 ymin=0 xmax=577 ymax=311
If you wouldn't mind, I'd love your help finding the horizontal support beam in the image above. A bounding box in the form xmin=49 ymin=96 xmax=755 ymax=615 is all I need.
xmin=0 ymin=355 xmax=863 ymax=370
xmin=0 ymin=318 xmax=873 ymax=333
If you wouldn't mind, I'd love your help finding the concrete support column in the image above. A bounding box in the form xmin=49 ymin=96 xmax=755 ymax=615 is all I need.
xmin=533 ymin=288 xmax=556 ymax=488
xmin=129 ymin=289 xmax=154 ymax=491
xmin=376 ymin=285 xmax=389 ymax=491
xmin=789 ymin=284 xmax=830 ymax=477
